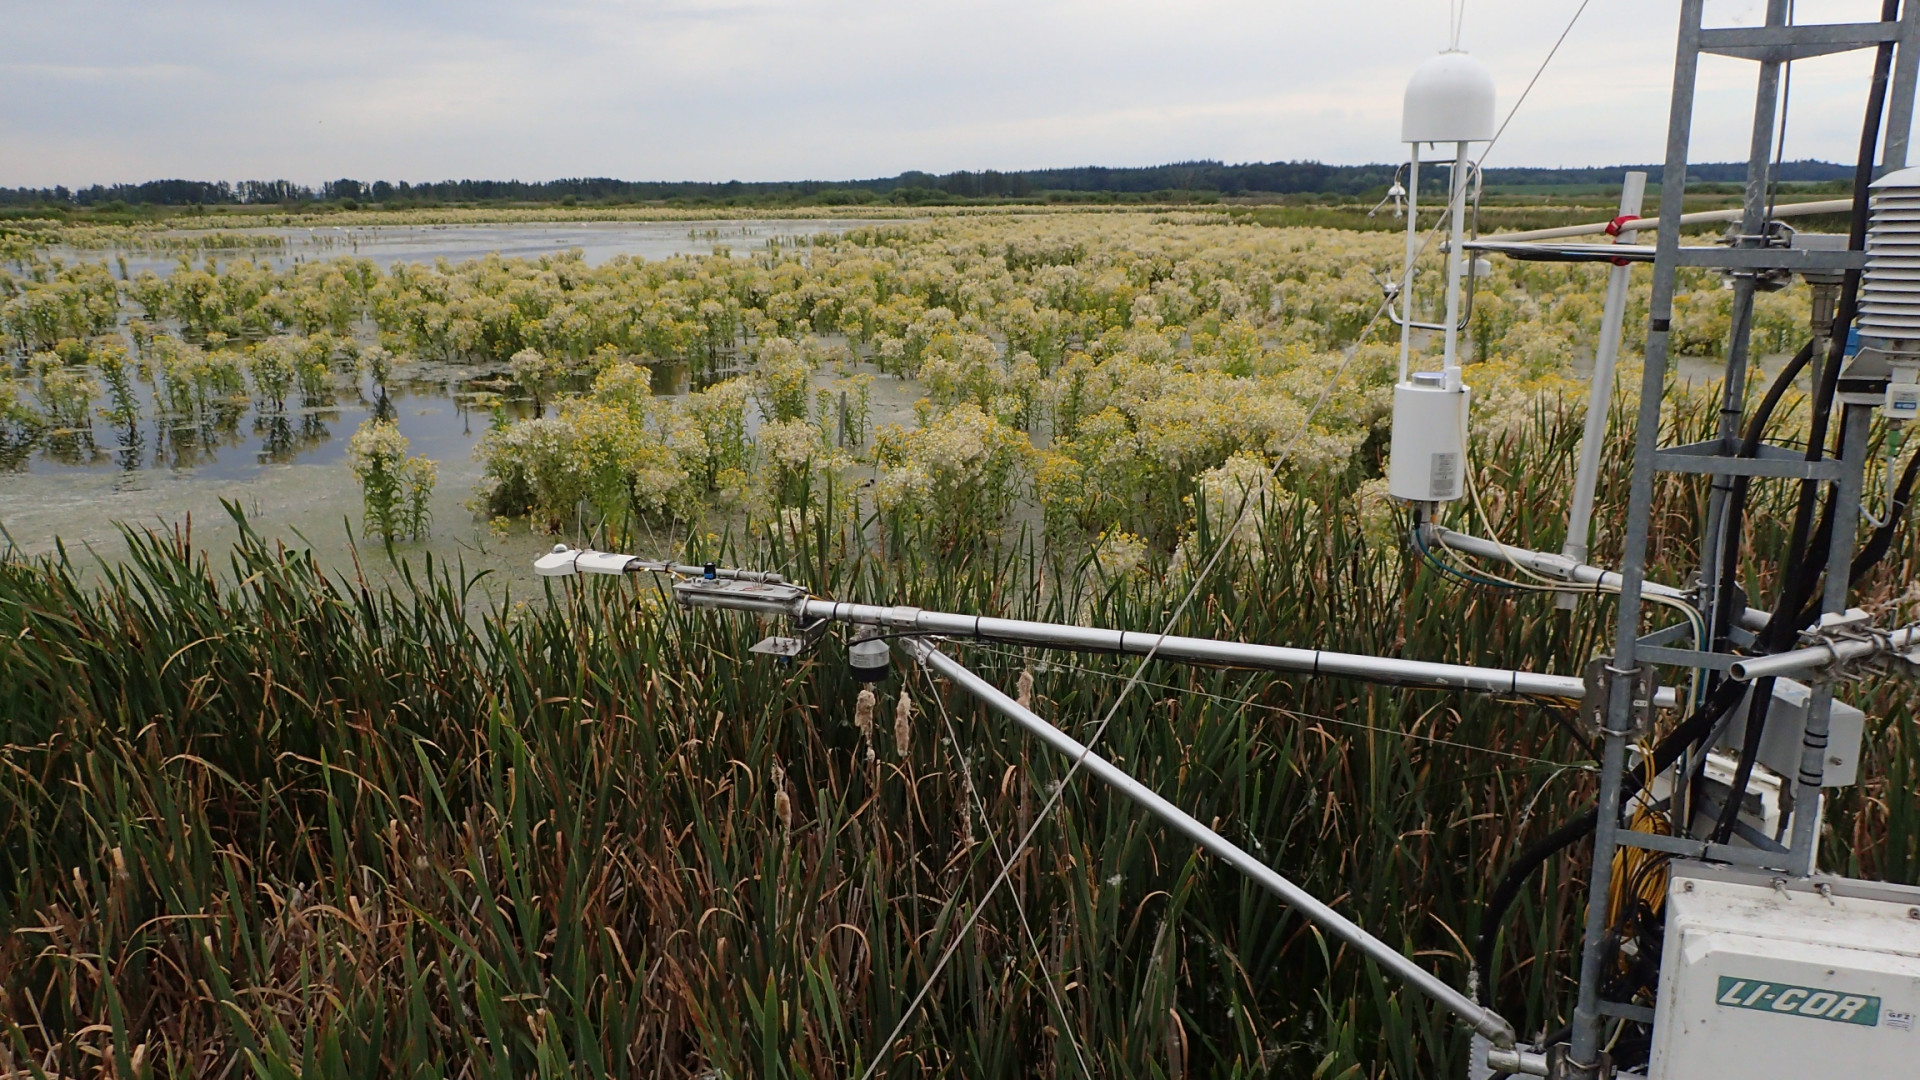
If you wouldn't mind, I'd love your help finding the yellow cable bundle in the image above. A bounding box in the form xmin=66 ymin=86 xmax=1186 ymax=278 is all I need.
xmin=1607 ymin=754 xmax=1671 ymax=941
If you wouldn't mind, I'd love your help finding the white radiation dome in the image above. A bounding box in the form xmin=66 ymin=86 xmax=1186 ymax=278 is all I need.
xmin=1402 ymin=50 xmax=1496 ymax=144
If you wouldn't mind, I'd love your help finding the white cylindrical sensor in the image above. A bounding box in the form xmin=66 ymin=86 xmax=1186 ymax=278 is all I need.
xmin=1389 ymin=373 xmax=1470 ymax=502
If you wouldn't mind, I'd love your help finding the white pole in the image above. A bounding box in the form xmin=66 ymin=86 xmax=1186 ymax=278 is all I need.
xmin=1399 ymin=147 xmax=1421 ymax=383
xmin=1442 ymin=140 xmax=1470 ymax=376
xmin=1560 ymin=171 xmax=1647 ymax=579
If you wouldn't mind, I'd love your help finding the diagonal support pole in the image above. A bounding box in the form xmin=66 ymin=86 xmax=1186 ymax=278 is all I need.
xmin=899 ymin=636 xmax=1517 ymax=1048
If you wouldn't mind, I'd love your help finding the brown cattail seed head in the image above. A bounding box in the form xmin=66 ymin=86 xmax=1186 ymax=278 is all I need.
xmin=1016 ymin=668 xmax=1034 ymax=709
xmin=854 ymin=687 xmax=875 ymax=735
xmin=894 ymin=689 xmax=912 ymax=757
xmin=771 ymin=761 xmax=792 ymax=830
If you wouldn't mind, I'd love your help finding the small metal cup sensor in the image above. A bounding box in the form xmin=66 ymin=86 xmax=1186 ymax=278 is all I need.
xmin=849 ymin=628 xmax=890 ymax=683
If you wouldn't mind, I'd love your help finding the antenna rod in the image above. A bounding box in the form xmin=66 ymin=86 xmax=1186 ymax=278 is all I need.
xmin=1400 ymin=146 xmax=1421 ymax=382
xmin=899 ymin=636 xmax=1519 ymax=1048
xmin=1443 ymin=140 xmax=1471 ymax=373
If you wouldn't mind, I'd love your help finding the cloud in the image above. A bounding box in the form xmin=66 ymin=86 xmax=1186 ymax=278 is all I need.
xmin=0 ymin=0 xmax=1910 ymax=186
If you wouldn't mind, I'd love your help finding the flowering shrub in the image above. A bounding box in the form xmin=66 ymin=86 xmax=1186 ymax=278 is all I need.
xmin=753 ymin=338 xmax=813 ymax=423
xmin=816 ymin=372 xmax=873 ymax=447
xmin=873 ymin=404 xmax=1033 ymax=547
xmin=1092 ymin=529 xmax=1148 ymax=580
xmin=510 ymin=347 xmax=562 ymax=414
xmin=0 ymin=376 xmax=40 ymax=448
xmin=1191 ymin=451 xmax=1274 ymax=556
xmin=29 ymin=351 xmax=99 ymax=432
xmin=245 ymin=338 xmax=298 ymax=412
xmin=347 ymin=419 xmax=436 ymax=543
xmin=0 ymin=258 xmax=120 ymax=353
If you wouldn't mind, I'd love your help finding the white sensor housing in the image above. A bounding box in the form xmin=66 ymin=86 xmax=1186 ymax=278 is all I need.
xmin=1402 ymin=51 xmax=1496 ymax=144
xmin=1858 ymin=165 xmax=1920 ymax=346
xmin=533 ymin=544 xmax=637 ymax=576
xmin=1389 ymin=373 xmax=1470 ymax=502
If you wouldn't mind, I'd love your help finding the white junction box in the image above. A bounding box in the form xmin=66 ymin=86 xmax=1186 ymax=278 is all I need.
xmin=1716 ymin=679 xmax=1865 ymax=789
xmin=1650 ymin=863 xmax=1920 ymax=1079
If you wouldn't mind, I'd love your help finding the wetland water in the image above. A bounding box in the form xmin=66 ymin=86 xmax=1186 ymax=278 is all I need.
xmin=3 ymin=219 xmax=905 ymax=587
xmin=52 ymin=218 xmax=881 ymax=276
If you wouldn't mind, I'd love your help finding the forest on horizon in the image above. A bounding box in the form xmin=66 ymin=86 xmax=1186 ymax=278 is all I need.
xmin=0 ymin=157 xmax=1855 ymax=211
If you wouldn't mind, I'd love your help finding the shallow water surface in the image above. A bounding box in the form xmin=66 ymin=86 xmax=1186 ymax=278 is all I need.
xmin=0 ymin=357 xmax=924 ymax=594
xmin=56 ymin=219 xmax=882 ymax=277
xmin=7 ymin=219 xmax=912 ymax=583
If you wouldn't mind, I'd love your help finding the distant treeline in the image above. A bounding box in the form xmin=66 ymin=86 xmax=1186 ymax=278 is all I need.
xmin=0 ymin=159 xmax=1855 ymax=208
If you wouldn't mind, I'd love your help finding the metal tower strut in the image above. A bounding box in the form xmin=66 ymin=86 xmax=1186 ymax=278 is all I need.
xmin=1569 ymin=1 xmax=1920 ymax=1072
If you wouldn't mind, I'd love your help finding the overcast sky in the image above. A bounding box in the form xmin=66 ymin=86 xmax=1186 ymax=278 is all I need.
xmin=0 ymin=0 xmax=1909 ymax=187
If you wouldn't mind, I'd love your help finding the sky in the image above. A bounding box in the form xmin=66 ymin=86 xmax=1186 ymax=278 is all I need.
xmin=0 ymin=0 xmax=1911 ymax=188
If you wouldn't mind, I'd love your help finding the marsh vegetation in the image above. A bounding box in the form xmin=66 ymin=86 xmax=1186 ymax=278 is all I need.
xmin=1 ymin=210 xmax=1914 ymax=1077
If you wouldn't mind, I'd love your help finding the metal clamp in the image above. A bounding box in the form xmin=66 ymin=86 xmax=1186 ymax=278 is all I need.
xmin=1793 ymin=608 xmax=1887 ymax=683
xmin=1545 ymin=1044 xmax=1612 ymax=1080
xmin=1579 ymin=658 xmax=1659 ymax=740
xmin=748 ymin=615 xmax=833 ymax=659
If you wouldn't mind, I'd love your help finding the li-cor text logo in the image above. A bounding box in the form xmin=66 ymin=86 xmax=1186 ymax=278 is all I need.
xmin=1715 ymin=977 xmax=1887 ymax=1027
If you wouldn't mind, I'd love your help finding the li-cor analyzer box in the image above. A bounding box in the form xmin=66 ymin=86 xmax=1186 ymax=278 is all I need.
xmin=1649 ymin=862 xmax=1920 ymax=1078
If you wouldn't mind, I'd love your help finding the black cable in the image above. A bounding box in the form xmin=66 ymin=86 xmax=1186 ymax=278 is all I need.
xmin=1848 ymin=447 xmax=1920 ymax=586
xmin=1775 ymin=444 xmax=1920 ymax=633
xmin=1711 ymin=440 xmax=1839 ymax=848
xmin=1473 ymin=678 xmax=1750 ymax=1007
xmin=1474 ymin=0 xmax=1903 ymax=1021
xmin=1476 ymin=810 xmax=1603 ymax=1005
xmin=1712 ymin=0 xmax=1899 ymax=842
xmin=1709 ymin=338 xmax=1817 ymax=648
xmin=1709 ymin=675 xmax=1773 ymax=845
xmin=1768 ymin=0 xmax=1898 ymax=655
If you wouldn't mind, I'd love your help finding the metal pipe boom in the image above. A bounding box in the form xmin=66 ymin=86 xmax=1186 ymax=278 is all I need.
xmin=1729 ymin=624 xmax=1920 ymax=681
xmin=1485 ymin=196 xmax=1851 ymax=244
xmin=667 ymin=576 xmax=1682 ymax=708
xmin=800 ymin=596 xmax=1639 ymax=700
xmin=1427 ymin=525 xmax=1772 ymax=633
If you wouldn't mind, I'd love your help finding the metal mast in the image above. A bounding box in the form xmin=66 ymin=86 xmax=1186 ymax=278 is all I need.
xmin=1571 ymin=2 xmax=1920 ymax=1070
